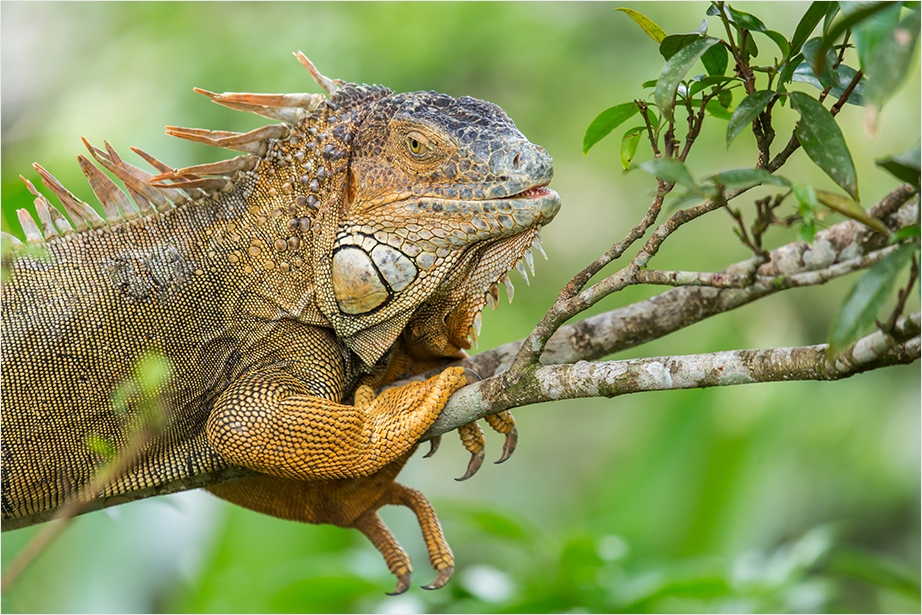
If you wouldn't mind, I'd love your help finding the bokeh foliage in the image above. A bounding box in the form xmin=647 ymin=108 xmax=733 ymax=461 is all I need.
xmin=1 ymin=2 xmax=919 ymax=613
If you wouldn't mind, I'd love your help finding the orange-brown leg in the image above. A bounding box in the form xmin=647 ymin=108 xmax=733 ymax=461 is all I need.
xmin=384 ymin=483 xmax=454 ymax=590
xmin=206 ymin=366 xmax=467 ymax=480
xmin=353 ymin=510 xmax=414 ymax=595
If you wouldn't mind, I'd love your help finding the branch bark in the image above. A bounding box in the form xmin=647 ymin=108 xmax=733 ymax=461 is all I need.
xmin=425 ymin=313 xmax=920 ymax=438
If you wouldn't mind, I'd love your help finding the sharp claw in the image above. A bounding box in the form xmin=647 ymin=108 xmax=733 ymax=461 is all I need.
xmin=495 ymin=425 xmax=518 ymax=464
xmin=462 ymin=368 xmax=483 ymax=384
xmin=423 ymin=435 xmax=442 ymax=458
xmin=455 ymin=450 xmax=484 ymax=481
xmin=387 ymin=573 xmax=412 ymax=596
xmin=422 ymin=566 xmax=454 ymax=591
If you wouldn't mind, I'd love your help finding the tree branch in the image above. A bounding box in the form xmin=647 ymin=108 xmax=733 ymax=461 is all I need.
xmin=424 ymin=313 xmax=920 ymax=438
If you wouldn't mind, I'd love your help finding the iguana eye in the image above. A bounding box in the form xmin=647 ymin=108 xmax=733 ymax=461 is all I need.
xmin=406 ymin=133 xmax=430 ymax=157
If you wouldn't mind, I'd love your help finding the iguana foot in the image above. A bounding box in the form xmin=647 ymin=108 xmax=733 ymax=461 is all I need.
xmin=353 ymin=510 xmax=414 ymax=595
xmin=391 ymin=574 xmax=413 ymax=596
xmin=390 ymin=483 xmax=454 ymax=590
xmin=359 ymin=481 xmax=454 ymax=593
xmin=485 ymin=410 xmax=518 ymax=463
xmin=455 ymin=422 xmax=486 ymax=481
xmin=208 ymin=458 xmax=455 ymax=593
xmin=452 ymin=410 xmax=518 ymax=480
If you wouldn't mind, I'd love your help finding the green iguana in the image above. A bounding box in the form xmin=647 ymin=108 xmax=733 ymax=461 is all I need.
xmin=1 ymin=53 xmax=560 ymax=593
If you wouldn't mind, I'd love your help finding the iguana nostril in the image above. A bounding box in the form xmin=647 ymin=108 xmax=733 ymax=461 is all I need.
xmin=512 ymin=151 xmax=522 ymax=170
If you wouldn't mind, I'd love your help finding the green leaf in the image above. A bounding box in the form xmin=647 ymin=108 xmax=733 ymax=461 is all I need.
xmin=793 ymin=182 xmax=820 ymax=242
xmin=638 ymin=158 xmax=696 ymax=190
xmin=876 ymin=142 xmax=921 ymax=188
xmin=842 ymin=1 xmax=900 ymax=71
xmin=862 ymin=7 xmax=921 ymax=110
xmin=828 ymin=243 xmax=917 ymax=355
xmin=743 ymin=30 xmax=760 ymax=59
xmin=790 ymin=2 xmax=832 ymax=57
xmin=701 ymin=42 xmax=729 ymax=76
xmin=823 ymin=2 xmax=841 ymax=35
xmin=688 ymin=75 xmax=736 ymax=97
xmin=778 ymin=52 xmax=805 ymax=88
xmin=891 ymin=224 xmax=921 ymax=242
xmin=727 ymin=6 xmax=768 ymax=31
xmin=709 ymin=168 xmax=791 ymax=190
xmin=705 ymin=98 xmax=733 ymax=120
xmin=620 ymin=126 xmax=646 ymax=171
xmin=726 ymin=90 xmax=775 ymax=147
xmin=792 ymin=62 xmax=866 ymax=105
xmin=789 ymin=91 xmax=860 ymax=201
xmin=803 ymin=37 xmax=841 ymax=87
xmin=110 ymin=380 xmax=138 ymax=414
xmin=814 ymin=189 xmax=890 ymax=235
xmin=642 ymin=78 xmax=659 ymax=89
xmin=463 ymin=508 xmax=535 ymax=543
xmin=655 ymin=37 xmax=720 ymax=123
xmin=583 ymin=102 xmax=639 ymax=154
xmin=615 ymin=7 xmax=667 ymax=43
xmin=813 ymin=2 xmax=896 ymax=77
xmin=659 ymin=33 xmax=703 ymax=60
xmin=758 ymin=29 xmax=792 ymax=57
xmin=829 ymin=548 xmax=922 ymax=599
xmin=135 ymin=349 xmax=173 ymax=396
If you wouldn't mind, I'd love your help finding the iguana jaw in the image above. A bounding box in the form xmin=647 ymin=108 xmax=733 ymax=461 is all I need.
xmin=326 ymin=181 xmax=559 ymax=365
xmin=398 ymin=185 xmax=560 ymax=359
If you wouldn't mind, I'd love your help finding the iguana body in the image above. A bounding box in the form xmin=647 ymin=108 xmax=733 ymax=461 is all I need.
xmin=1 ymin=54 xmax=559 ymax=592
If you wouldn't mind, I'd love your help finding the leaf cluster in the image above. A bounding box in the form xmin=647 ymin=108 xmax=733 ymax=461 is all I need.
xmin=585 ymin=0 xmax=920 ymax=358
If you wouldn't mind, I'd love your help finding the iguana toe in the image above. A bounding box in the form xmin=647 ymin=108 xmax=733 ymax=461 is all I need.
xmin=421 ymin=565 xmax=454 ymax=591
xmin=454 ymin=421 xmax=486 ymax=481
xmin=485 ymin=410 xmax=518 ymax=463
xmin=388 ymin=573 xmax=412 ymax=596
xmin=423 ymin=435 xmax=442 ymax=458
xmin=495 ymin=425 xmax=518 ymax=464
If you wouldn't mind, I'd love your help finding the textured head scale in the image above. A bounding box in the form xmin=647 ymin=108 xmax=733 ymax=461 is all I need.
xmin=300 ymin=66 xmax=560 ymax=364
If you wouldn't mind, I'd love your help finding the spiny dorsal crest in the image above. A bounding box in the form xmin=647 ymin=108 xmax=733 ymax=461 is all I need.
xmin=4 ymin=53 xmax=379 ymax=248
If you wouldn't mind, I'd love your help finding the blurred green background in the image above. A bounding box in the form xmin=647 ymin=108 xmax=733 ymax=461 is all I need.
xmin=1 ymin=2 xmax=919 ymax=613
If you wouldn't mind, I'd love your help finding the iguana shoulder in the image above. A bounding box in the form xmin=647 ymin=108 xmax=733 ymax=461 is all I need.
xmin=1 ymin=53 xmax=559 ymax=593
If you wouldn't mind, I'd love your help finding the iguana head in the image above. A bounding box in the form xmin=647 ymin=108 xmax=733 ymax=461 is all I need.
xmin=326 ymin=87 xmax=560 ymax=363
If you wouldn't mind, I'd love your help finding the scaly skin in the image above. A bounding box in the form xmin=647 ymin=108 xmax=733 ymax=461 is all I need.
xmin=0 ymin=54 xmax=560 ymax=592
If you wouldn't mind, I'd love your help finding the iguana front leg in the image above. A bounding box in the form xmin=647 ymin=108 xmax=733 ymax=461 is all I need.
xmin=207 ymin=367 xmax=467 ymax=480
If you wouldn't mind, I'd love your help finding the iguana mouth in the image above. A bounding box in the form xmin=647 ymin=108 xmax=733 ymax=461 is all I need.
xmin=504 ymin=184 xmax=553 ymax=199
xmin=448 ymin=185 xmax=559 ymax=351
